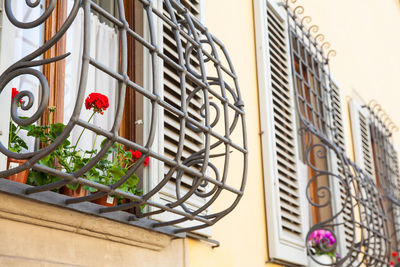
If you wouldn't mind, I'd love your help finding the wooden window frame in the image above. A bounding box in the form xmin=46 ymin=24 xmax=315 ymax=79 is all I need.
xmin=42 ymin=0 xmax=68 ymax=125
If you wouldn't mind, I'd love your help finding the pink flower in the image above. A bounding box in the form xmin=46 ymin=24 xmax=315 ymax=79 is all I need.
xmin=309 ymin=229 xmax=335 ymax=246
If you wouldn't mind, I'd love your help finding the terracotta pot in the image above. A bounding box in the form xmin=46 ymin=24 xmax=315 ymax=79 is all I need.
xmin=60 ymin=185 xmax=87 ymax=198
xmin=6 ymin=158 xmax=29 ymax=184
xmin=92 ymin=194 xmax=116 ymax=207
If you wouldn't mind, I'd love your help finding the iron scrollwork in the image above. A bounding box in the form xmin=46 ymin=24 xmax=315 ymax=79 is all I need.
xmin=0 ymin=0 xmax=247 ymax=236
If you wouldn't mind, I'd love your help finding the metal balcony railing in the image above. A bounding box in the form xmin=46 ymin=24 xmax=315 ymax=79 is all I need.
xmin=0 ymin=0 xmax=247 ymax=237
xmin=281 ymin=0 xmax=399 ymax=265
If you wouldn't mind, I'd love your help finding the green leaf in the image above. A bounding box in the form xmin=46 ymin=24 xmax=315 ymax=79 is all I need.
xmin=66 ymin=183 xmax=80 ymax=190
xmin=50 ymin=123 xmax=66 ymax=138
xmin=110 ymin=166 xmax=125 ymax=179
xmin=39 ymin=154 xmax=54 ymax=167
xmin=9 ymin=146 xmax=21 ymax=153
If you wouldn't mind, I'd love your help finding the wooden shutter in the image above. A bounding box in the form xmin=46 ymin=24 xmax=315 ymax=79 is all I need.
xmin=254 ymin=0 xmax=307 ymax=264
xmin=148 ymin=0 xmax=210 ymax=234
xmin=349 ymin=98 xmax=375 ymax=177
xmin=327 ymin=80 xmax=355 ymax=257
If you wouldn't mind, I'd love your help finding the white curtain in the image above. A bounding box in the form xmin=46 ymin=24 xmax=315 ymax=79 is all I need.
xmin=64 ymin=4 xmax=119 ymax=151
xmin=6 ymin=1 xmax=43 ymax=151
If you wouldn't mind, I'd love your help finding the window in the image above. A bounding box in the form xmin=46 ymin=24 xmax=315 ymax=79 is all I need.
xmin=254 ymin=0 xmax=390 ymax=265
xmin=349 ymin=97 xmax=400 ymax=251
xmin=0 ymin=0 xmax=247 ymax=237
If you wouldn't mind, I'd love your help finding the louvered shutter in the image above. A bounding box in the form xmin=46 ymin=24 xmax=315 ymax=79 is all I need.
xmin=327 ymin=80 xmax=355 ymax=258
xmin=147 ymin=0 xmax=210 ymax=235
xmin=349 ymin=98 xmax=375 ymax=177
xmin=348 ymin=97 xmax=386 ymax=258
xmin=254 ymin=0 xmax=307 ymax=264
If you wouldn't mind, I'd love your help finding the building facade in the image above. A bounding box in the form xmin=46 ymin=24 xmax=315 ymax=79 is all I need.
xmin=0 ymin=0 xmax=399 ymax=266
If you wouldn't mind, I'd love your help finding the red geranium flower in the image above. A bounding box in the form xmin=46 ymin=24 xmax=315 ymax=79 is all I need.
xmin=130 ymin=150 xmax=142 ymax=160
xmin=85 ymin=92 xmax=109 ymax=114
xmin=11 ymin=88 xmax=23 ymax=104
xmin=390 ymin=261 xmax=394 ymax=266
xmin=398 ymin=257 xmax=400 ymax=262
xmin=393 ymin=252 xmax=398 ymax=257
xmin=144 ymin=156 xmax=149 ymax=167
xmin=12 ymin=88 xmax=18 ymax=99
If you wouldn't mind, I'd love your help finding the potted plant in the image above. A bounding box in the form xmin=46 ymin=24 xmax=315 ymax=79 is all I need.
xmin=18 ymin=91 xmax=149 ymax=206
xmin=308 ymin=229 xmax=340 ymax=266
xmin=26 ymin=93 xmax=110 ymax=196
xmin=84 ymin=142 xmax=148 ymax=207
xmin=25 ymin=106 xmax=76 ymax=192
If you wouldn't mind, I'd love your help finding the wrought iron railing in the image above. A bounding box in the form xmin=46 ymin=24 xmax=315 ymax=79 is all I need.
xmin=0 ymin=0 xmax=247 ymax=237
xmin=282 ymin=0 xmax=397 ymax=265
xmin=367 ymin=101 xmax=400 ymax=206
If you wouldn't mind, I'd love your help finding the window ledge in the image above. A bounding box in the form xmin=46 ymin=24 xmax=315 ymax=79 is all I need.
xmin=0 ymin=179 xmax=173 ymax=251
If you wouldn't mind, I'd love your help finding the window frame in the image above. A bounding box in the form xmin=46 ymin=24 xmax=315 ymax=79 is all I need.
xmin=42 ymin=0 xmax=68 ymax=126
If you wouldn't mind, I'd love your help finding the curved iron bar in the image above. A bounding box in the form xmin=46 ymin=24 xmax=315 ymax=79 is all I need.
xmin=301 ymin=15 xmax=312 ymax=26
xmin=0 ymin=0 xmax=247 ymax=235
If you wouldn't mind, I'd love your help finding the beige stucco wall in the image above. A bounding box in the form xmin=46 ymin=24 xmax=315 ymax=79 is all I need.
xmin=187 ymin=0 xmax=270 ymax=266
xmin=187 ymin=0 xmax=400 ymax=267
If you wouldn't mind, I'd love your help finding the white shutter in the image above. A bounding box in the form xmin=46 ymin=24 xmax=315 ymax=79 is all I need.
xmin=348 ymin=97 xmax=387 ymax=259
xmin=254 ymin=0 xmax=307 ymax=265
xmin=349 ymin=98 xmax=375 ymax=177
xmin=144 ymin=0 xmax=210 ymax=235
xmin=327 ymin=80 xmax=355 ymax=257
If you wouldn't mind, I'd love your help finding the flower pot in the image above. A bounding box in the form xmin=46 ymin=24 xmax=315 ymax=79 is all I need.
xmin=6 ymin=158 xmax=29 ymax=184
xmin=60 ymin=185 xmax=87 ymax=198
xmin=92 ymin=194 xmax=116 ymax=207
xmin=308 ymin=254 xmax=333 ymax=267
